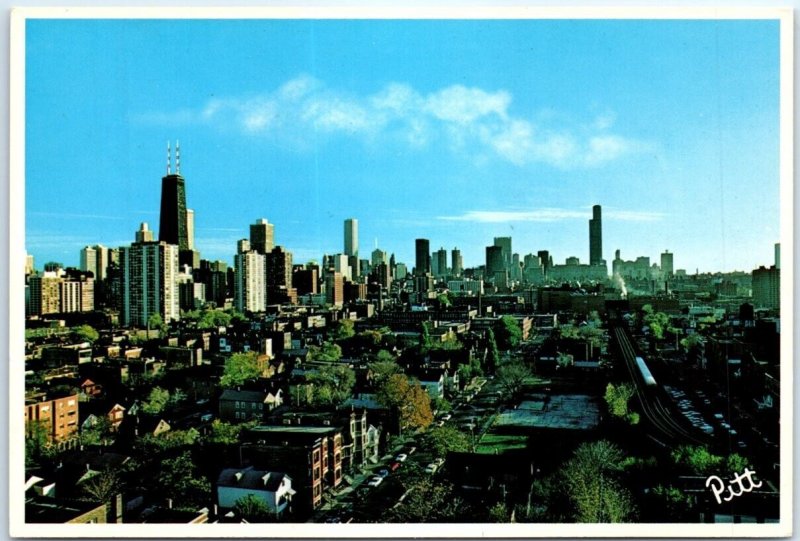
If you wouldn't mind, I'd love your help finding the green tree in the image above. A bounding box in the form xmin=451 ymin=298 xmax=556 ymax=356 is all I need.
xmin=220 ymin=352 xmax=262 ymax=388
xmin=496 ymin=360 xmax=531 ymax=401
xmin=488 ymin=501 xmax=510 ymax=522
xmin=496 ymin=316 xmax=522 ymax=349
xmin=72 ymin=324 xmax=99 ymax=344
xmin=233 ymin=493 xmax=274 ymax=522
xmin=561 ymin=440 xmax=636 ymax=523
xmin=80 ymin=416 xmax=114 ymax=446
xmin=725 ymin=453 xmax=751 ymax=475
xmin=155 ymin=451 xmax=211 ymax=509
xmin=437 ymin=293 xmax=452 ymax=307
xmin=308 ymin=364 xmax=356 ymax=407
xmin=604 ymin=382 xmax=637 ymax=423
xmin=651 ymin=484 xmax=693 ymax=521
xmin=332 ymin=319 xmax=356 ymax=340
xmin=204 ymin=419 xmax=246 ymax=445
xmin=385 ymin=477 xmax=468 ymax=522
xmin=420 ymin=321 xmax=434 ymax=353
xmin=368 ymin=354 xmax=403 ymax=389
xmin=670 ymin=445 xmax=723 ymax=476
xmin=81 ymin=470 xmax=122 ymax=504
xmin=420 ymin=425 xmax=470 ymax=456
xmin=307 ymin=341 xmax=342 ymax=363
xmin=198 ymin=309 xmax=232 ymax=329
xmin=147 ymin=313 xmax=165 ymax=339
xmin=376 ymin=374 xmax=433 ymax=431
xmin=25 ymin=420 xmax=56 ymax=467
xmin=485 ymin=329 xmax=500 ymax=373
xmin=141 ymin=387 xmax=170 ymax=415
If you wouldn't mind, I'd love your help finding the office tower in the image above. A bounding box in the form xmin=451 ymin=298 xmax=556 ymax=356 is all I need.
xmin=589 ymin=205 xmax=603 ymax=266
xmin=328 ymin=254 xmax=352 ymax=282
xmin=325 ymin=272 xmax=345 ymax=307
xmin=25 ymin=253 xmax=34 ymax=276
xmin=135 ymin=222 xmax=155 ymax=243
xmin=344 ymin=218 xmax=358 ymax=258
xmin=537 ymin=250 xmax=550 ymax=277
xmin=775 ymin=242 xmax=781 ymax=270
xmin=28 ymin=272 xmax=62 ymax=316
xmin=119 ymin=224 xmax=180 ymax=327
xmin=415 ymin=239 xmax=431 ymax=276
xmin=59 ymin=269 xmax=94 ymax=313
xmin=395 ymin=262 xmax=408 ymax=280
xmin=371 ymin=248 xmax=388 ymax=267
xmin=486 ymin=245 xmax=504 ymax=277
xmin=752 ymin=265 xmax=780 ymax=310
xmin=250 ymin=218 xmax=275 ymax=255
xmin=451 ymin=248 xmax=463 ymax=277
xmin=435 ymin=247 xmax=448 ymax=278
xmin=660 ymin=250 xmax=674 ymax=277
xmin=80 ymin=244 xmax=111 ymax=282
xmin=493 ymin=237 xmax=512 ymax=270
xmin=186 ymin=209 xmax=195 ymax=250
xmin=266 ymin=246 xmax=297 ymax=304
xmin=511 ymin=253 xmax=523 ymax=281
xmin=195 ymin=259 xmax=229 ymax=308
xmin=158 ymin=142 xmax=189 ymax=250
xmin=234 ymin=241 xmax=267 ymax=313
xmin=293 ymin=266 xmax=319 ymax=296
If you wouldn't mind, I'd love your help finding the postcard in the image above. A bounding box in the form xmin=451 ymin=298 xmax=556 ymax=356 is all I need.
xmin=10 ymin=6 xmax=793 ymax=538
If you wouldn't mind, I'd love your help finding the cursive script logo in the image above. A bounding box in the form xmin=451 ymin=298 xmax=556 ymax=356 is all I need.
xmin=705 ymin=468 xmax=763 ymax=504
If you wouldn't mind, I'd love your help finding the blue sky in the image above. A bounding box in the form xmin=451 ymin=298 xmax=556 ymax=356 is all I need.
xmin=25 ymin=17 xmax=781 ymax=273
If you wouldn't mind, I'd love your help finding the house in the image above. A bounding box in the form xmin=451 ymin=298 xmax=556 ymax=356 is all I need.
xmin=216 ymin=467 xmax=294 ymax=516
xmin=79 ymin=378 xmax=102 ymax=399
xmin=26 ymin=496 xmax=107 ymax=524
xmin=219 ymin=389 xmax=283 ymax=423
xmin=409 ymin=368 xmax=446 ymax=401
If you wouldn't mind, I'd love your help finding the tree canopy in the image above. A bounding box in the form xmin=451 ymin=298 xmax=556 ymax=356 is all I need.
xmin=234 ymin=494 xmax=274 ymax=522
xmin=72 ymin=324 xmax=99 ymax=344
xmin=496 ymin=316 xmax=522 ymax=349
xmin=496 ymin=360 xmax=531 ymax=401
xmin=420 ymin=425 xmax=470 ymax=456
xmin=332 ymin=319 xmax=356 ymax=340
xmin=561 ymin=440 xmax=636 ymax=523
xmin=308 ymin=364 xmax=356 ymax=407
xmin=141 ymin=386 xmax=170 ymax=415
xmin=220 ymin=352 xmax=263 ymax=388
xmin=604 ymin=383 xmax=638 ymax=424
xmin=376 ymin=374 xmax=433 ymax=431
xmin=307 ymin=342 xmax=343 ymax=363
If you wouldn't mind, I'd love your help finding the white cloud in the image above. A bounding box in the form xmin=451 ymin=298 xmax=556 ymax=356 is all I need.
xmin=438 ymin=207 xmax=663 ymax=223
xmin=140 ymin=76 xmax=649 ymax=169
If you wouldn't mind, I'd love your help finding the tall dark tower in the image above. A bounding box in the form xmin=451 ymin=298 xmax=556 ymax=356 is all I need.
xmin=589 ymin=204 xmax=602 ymax=266
xmin=415 ymin=239 xmax=431 ymax=276
xmin=159 ymin=141 xmax=189 ymax=252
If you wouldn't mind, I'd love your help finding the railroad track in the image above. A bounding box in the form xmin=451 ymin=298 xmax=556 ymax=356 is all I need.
xmin=613 ymin=326 xmax=704 ymax=446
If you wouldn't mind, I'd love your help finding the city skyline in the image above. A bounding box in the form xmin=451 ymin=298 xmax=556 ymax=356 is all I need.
xmin=25 ymin=18 xmax=781 ymax=273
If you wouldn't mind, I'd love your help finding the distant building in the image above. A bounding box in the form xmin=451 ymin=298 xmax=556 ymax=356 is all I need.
xmin=234 ymin=240 xmax=266 ymax=313
xmin=493 ymin=237 xmax=512 ymax=271
xmin=344 ymin=218 xmax=358 ymax=259
xmin=661 ymin=250 xmax=674 ymax=278
xmin=119 ymin=223 xmax=180 ymax=327
xmin=219 ymin=389 xmax=283 ymax=423
xmin=325 ymin=272 xmax=344 ymax=307
xmin=752 ymin=265 xmax=779 ymax=310
xmin=451 ymin=248 xmax=463 ymax=277
xmin=589 ymin=204 xmax=603 ymax=266
xmin=434 ymin=247 xmax=448 ymax=278
xmin=249 ymin=218 xmax=275 ymax=255
xmin=485 ymin=245 xmax=504 ymax=279
xmin=266 ymin=246 xmax=297 ymax=305
xmin=415 ymin=239 xmax=431 ymax=276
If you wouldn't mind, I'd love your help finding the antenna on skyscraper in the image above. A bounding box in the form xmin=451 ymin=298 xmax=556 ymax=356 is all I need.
xmin=176 ymin=140 xmax=181 ymax=174
xmin=166 ymin=141 xmax=171 ymax=175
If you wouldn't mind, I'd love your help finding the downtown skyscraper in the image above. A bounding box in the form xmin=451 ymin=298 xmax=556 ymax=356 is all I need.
xmin=589 ymin=205 xmax=603 ymax=266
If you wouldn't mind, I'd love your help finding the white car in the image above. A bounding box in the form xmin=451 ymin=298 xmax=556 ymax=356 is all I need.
xmin=424 ymin=463 xmax=438 ymax=474
xmin=441 ymin=414 xmax=452 ymax=421
xmin=367 ymin=476 xmax=384 ymax=487
xmin=395 ymin=453 xmax=408 ymax=463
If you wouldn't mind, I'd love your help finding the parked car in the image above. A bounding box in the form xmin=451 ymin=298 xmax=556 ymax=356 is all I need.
xmin=377 ymin=468 xmax=390 ymax=478
xmin=367 ymin=476 xmax=384 ymax=487
xmin=441 ymin=414 xmax=452 ymax=421
xmin=425 ymin=463 xmax=438 ymax=474
xmin=388 ymin=461 xmax=401 ymax=471
xmin=395 ymin=453 xmax=408 ymax=463
xmin=406 ymin=446 xmax=417 ymax=455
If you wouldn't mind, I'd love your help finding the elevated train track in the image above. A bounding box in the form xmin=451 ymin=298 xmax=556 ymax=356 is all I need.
xmin=613 ymin=326 xmax=705 ymax=447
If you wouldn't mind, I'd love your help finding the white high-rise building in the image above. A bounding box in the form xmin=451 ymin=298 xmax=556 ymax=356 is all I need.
xmin=119 ymin=227 xmax=180 ymax=327
xmin=235 ymin=244 xmax=267 ymax=313
xmin=344 ymin=218 xmax=358 ymax=258
xmin=80 ymin=244 xmax=111 ymax=281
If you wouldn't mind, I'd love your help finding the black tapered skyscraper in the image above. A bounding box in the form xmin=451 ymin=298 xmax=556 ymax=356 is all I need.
xmin=159 ymin=142 xmax=189 ymax=252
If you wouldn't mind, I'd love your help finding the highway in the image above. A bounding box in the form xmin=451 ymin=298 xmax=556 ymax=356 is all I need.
xmin=613 ymin=326 xmax=705 ymax=447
